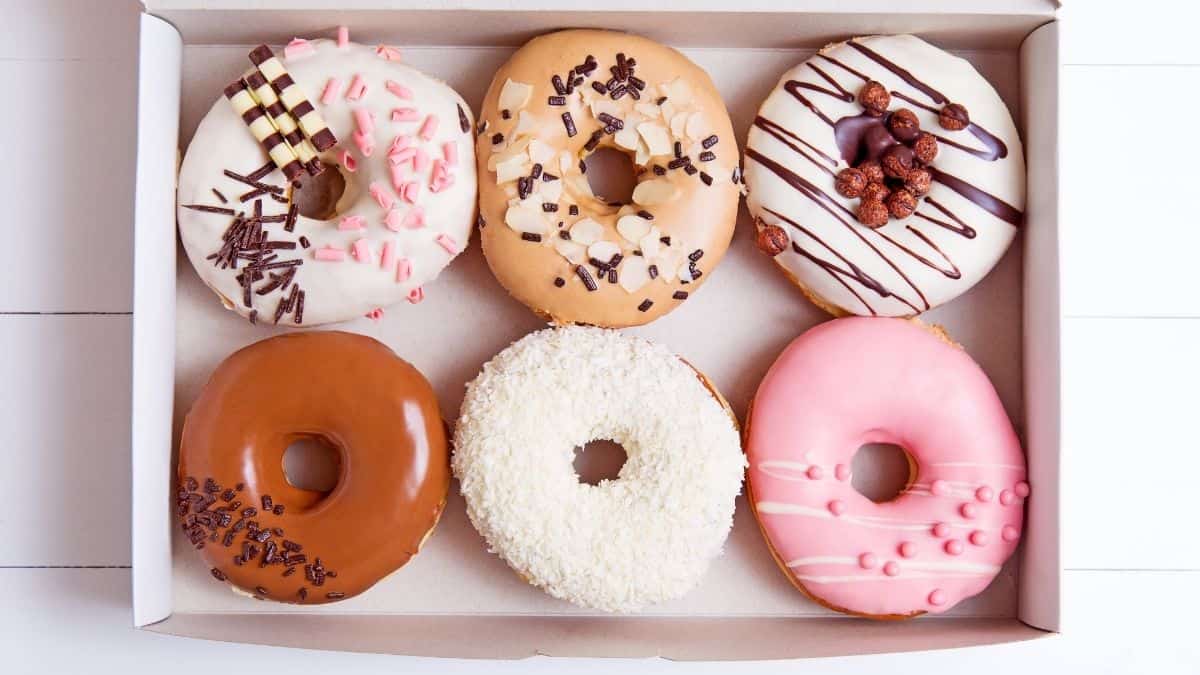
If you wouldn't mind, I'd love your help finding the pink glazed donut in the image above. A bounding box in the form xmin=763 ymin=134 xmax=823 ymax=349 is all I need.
xmin=745 ymin=317 xmax=1028 ymax=619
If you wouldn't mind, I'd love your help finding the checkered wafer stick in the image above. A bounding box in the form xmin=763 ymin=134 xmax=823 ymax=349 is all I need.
xmin=244 ymin=69 xmax=324 ymax=176
xmin=223 ymin=79 xmax=304 ymax=182
xmin=249 ymin=44 xmax=337 ymax=152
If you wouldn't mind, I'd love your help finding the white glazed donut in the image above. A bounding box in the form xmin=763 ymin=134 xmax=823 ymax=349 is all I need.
xmin=177 ymin=36 xmax=477 ymax=326
xmin=452 ymin=326 xmax=745 ymax=612
xmin=744 ymin=34 xmax=1025 ymax=317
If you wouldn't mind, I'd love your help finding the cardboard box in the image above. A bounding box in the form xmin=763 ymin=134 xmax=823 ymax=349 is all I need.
xmin=131 ymin=0 xmax=1061 ymax=659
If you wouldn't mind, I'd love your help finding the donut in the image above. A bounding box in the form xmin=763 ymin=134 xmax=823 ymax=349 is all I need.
xmin=744 ymin=34 xmax=1025 ymax=317
xmin=745 ymin=317 xmax=1028 ymax=618
xmin=178 ymin=33 xmax=477 ymax=326
xmin=475 ymin=30 xmax=740 ymax=327
xmin=177 ymin=331 xmax=449 ymax=604
xmin=453 ymin=326 xmax=745 ymax=611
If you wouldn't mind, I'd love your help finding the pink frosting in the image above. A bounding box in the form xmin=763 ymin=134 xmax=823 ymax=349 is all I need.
xmin=747 ymin=317 xmax=1026 ymax=617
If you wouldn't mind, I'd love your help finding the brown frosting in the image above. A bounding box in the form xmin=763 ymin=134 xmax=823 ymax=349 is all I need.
xmin=177 ymin=331 xmax=449 ymax=604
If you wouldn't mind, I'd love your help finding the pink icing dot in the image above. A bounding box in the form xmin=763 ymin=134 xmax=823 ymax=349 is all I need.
xmin=944 ymin=540 xmax=964 ymax=556
xmin=834 ymin=464 xmax=850 ymax=481
xmin=882 ymin=561 xmax=900 ymax=577
xmin=930 ymin=479 xmax=950 ymax=496
xmin=1014 ymin=481 xmax=1031 ymax=498
xmin=999 ymin=489 xmax=1015 ymax=506
xmin=975 ymin=486 xmax=994 ymax=502
xmin=931 ymin=522 xmax=950 ymax=538
xmin=960 ymin=503 xmax=978 ymax=519
xmin=827 ymin=500 xmax=846 ymax=517
xmin=898 ymin=541 xmax=916 ymax=558
xmin=858 ymin=553 xmax=877 ymax=569
xmin=806 ymin=465 xmax=824 ymax=480
xmin=969 ymin=530 xmax=989 ymax=546
xmin=928 ymin=589 xmax=947 ymax=606
xmin=406 ymin=286 xmax=424 ymax=304
xmin=1002 ymin=525 xmax=1020 ymax=542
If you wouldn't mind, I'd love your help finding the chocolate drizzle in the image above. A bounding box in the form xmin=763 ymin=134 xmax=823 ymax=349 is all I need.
xmin=753 ymin=116 xmax=837 ymax=174
xmin=915 ymin=197 xmax=977 ymax=239
xmin=891 ymin=91 xmax=1007 ymax=161
xmin=928 ymin=167 xmax=1023 ymax=227
xmin=847 ymin=40 xmax=947 ymax=105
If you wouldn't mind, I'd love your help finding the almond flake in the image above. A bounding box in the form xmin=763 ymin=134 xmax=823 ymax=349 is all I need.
xmin=617 ymin=215 xmax=651 ymax=243
xmin=588 ymin=241 xmax=620 ymax=262
xmin=637 ymin=122 xmax=673 ymax=157
xmin=614 ymin=128 xmax=640 ymax=150
xmin=570 ymin=218 xmax=604 ymax=245
xmin=685 ymin=112 xmax=708 ymax=140
xmin=632 ymin=179 xmax=679 ymax=206
xmin=553 ymin=237 xmax=587 ymax=264
xmin=498 ymin=78 xmax=533 ymax=111
xmin=661 ymin=78 xmax=693 ymax=107
xmin=618 ymin=256 xmax=652 ymax=293
xmin=505 ymin=203 xmax=548 ymax=234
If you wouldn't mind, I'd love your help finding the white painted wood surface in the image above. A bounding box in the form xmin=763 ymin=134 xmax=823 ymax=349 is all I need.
xmin=1 ymin=0 xmax=1197 ymax=671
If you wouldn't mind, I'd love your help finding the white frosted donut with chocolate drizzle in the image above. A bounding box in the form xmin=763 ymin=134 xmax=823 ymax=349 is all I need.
xmin=744 ymin=34 xmax=1025 ymax=317
xmin=178 ymin=35 xmax=476 ymax=326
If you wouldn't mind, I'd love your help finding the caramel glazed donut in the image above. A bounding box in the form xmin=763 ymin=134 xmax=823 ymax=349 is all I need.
xmin=178 ymin=33 xmax=477 ymax=326
xmin=476 ymin=29 xmax=741 ymax=327
xmin=744 ymin=34 xmax=1025 ymax=317
xmin=177 ymin=332 xmax=450 ymax=604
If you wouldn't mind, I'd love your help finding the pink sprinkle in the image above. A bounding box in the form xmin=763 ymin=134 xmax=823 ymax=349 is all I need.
xmin=430 ymin=173 xmax=455 ymax=194
xmin=384 ymin=210 xmax=404 ymax=232
xmin=898 ymin=541 xmax=916 ymax=558
xmin=388 ymin=147 xmax=416 ymax=166
xmin=338 ymin=215 xmax=366 ymax=231
xmin=392 ymin=108 xmax=420 ymax=122
xmin=1001 ymin=524 xmax=1020 ymax=542
xmin=959 ymin=503 xmax=978 ymax=520
xmin=931 ymin=522 xmax=950 ymax=538
xmin=1014 ymin=481 xmax=1031 ymax=498
xmin=369 ymin=181 xmax=394 ymax=210
xmin=376 ymin=45 xmax=403 ymax=61
xmin=858 ymin=553 xmax=877 ymax=569
xmin=826 ymin=500 xmax=845 ymax=517
xmin=381 ymin=241 xmax=396 ymax=269
xmin=882 ymin=561 xmax=900 ymax=577
xmin=402 ymin=207 xmax=425 ymax=229
xmin=805 ymin=466 xmax=823 ymax=480
xmin=396 ymin=258 xmax=413 ymax=283
xmin=339 ymin=149 xmax=357 ymax=173
xmin=337 ymin=26 xmax=349 ymax=48
xmin=385 ymin=80 xmax=413 ymax=99
xmin=944 ymin=540 xmax=964 ymax=556
xmin=418 ymin=114 xmax=438 ymax=141
xmin=413 ymin=147 xmax=430 ymax=172
xmin=435 ymin=233 xmax=458 ymax=254
xmin=388 ymin=135 xmax=412 ymax=154
xmin=352 ymin=238 xmax=372 ymax=263
xmin=353 ymin=130 xmax=374 ymax=157
xmin=402 ymin=182 xmax=420 ymax=204
xmin=969 ymin=530 xmax=988 ymax=546
xmin=930 ymin=479 xmax=950 ymax=496
xmin=346 ymin=73 xmax=367 ymax=101
xmin=283 ymin=38 xmax=315 ymax=60
xmin=320 ymin=77 xmax=341 ymax=105
xmin=354 ymin=108 xmax=375 ymax=135
xmin=365 ymin=308 xmax=384 ymax=321
xmin=834 ymin=464 xmax=850 ymax=481
xmin=443 ymin=142 xmax=458 ymax=166
xmin=314 ymin=246 xmax=346 ymax=262
xmin=389 ymin=163 xmax=407 ymax=191
xmin=406 ymin=286 xmax=424 ymax=304
xmin=975 ymin=486 xmax=994 ymax=502
xmin=928 ymin=589 xmax=947 ymax=606
xmin=998 ymin=489 xmax=1015 ymax=506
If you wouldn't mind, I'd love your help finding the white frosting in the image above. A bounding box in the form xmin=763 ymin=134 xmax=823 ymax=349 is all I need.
xmin=177 ymin=39 xmax=476 ymax=326
xmin=744 ymin=34 xmax=1025 ymax=317
xmin=452 ymin=327 xmax=745 ymax=612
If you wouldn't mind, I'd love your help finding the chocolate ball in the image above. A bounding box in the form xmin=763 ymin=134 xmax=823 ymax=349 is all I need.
xmin=886 ymin=188 xmax=918 ymax=219
xmin=857 ymin=159 xmax=885 ymax=185
xmin=880 ymin=145 xmax=916 ymax=179
xmin=857 ymin=199 xmax=889 ymax=228
xmin=887 ymin=108 xmax=921 ymax=143
xmin=912 ymin=132 xmax=939 ymax=165
xmin=905 ymin=167 xmax=932 ymax=196
xmin=834 ymin=168 xmax=868 ymax=198
xmin=862 ymin=181 xmax=891 ymax=203
xmin=858 ymin=80 xmax=891 ymax=116
xmin=756 ymin=223 xmax=789 ymax=256
xmin=939 ymin=103 xmax=970 ymax=131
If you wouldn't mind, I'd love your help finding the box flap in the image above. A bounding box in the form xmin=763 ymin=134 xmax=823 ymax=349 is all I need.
xmin=131 ymin=12 xmax=182 ymax=628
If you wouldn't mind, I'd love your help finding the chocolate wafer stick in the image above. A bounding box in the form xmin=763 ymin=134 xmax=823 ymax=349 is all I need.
xmin=224 ymin=79 xmax=304 ymax=181
xmin=244 ymin=69 xmax=323 ymax=176
xmin=249 ymin=45 xmax=337 ymax=152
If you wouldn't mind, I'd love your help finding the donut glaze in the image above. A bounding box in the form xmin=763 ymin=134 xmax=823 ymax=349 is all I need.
xmin=178 ymin=37 xmax=476 ymax=326
xmin=476 ymin=30 xmax=740 ymax=327
xmin=745 ymin=318 xmax=1027 ymax=617
xmin=178 ymin=331 xmax=449 ymax=604
xmin=744 ymin=35 xmax=1025 ymax=317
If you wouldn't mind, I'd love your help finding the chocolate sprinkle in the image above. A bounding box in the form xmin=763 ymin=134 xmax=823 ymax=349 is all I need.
xmin=591 ymin=81 xmax=608 ymax=95
xmin=211 ymin=568 xmax=227 ymax=581
xmin=212 ymin=188 xmax=228 ymax=203
xmin=558 ymin=230 xmax=571 ymax=240
xmin=584 ymin=129 xmax=603 ymax=152
xmin=689 ymin=249 xmax=704 ymax=262
xmin=521 ymin=232 xmax=542 ymax=242
xmin=597 ymin=113 xmax=624 ymax=130
xmin=548 ymin=95 xmax=566 ymax=106
xmin=299 ymin=236 xmax=310 ymax=248
xmin=608 ymin=269 xmax=618 ymax=284
xmin=554 ymin=276 xmax=566 ymax=287
xmin=531 ymin=163 xmax=543 ymax=179
xmin=673 ymin=290 xmax=689 ymax=300
xmin=247 ymin=161 xmax=275 ymax=182
xmin=183 ymin=204 xmax=236 ymax=216
xmin=660 ymin=236 xmax=671 ymax=245
xmin=294 ymin=290 xmax=305 ymax=324
xmin=255 ymin=586 xmax=268 ymax=597
xmin=699 ymin=171 xmax=713 ymax=186
xmin=326 ymin=592 xmax=346 ymax=599
xmin=542 ymin=202 xmax=558 ymax=212
xmin=576 ymin=265 xmax=598 ymax=291
xmin=458 ymin=104 xmax=470 ymax=133
xmin=702 ymin=135 xmax=719 ymax=149
xmin=476 ymin=214 xmax=486 ymax=229
xmin=637 ymin=210 xmax=654 ymax=220
xmin=674 ymin=142 xmax=683 ymax=158
xmin=552 ymin=74 xmax=567 ymax=95
xmin=542 ymin=172 xmax=559 ymax=182
xmin=561 ymin=112 xmax=577 ymax=137
xmin=501 ymin=109 xmax=511 ymax=120
xmin=569 ymin=205 xmax=579 ymax=216
xmin=684 ymin=165 xmax=699 ymax=176
xmin=652 ymin=165 xmax=666 ymax=176
xmin=698 ymin=151 xmax=716 ymax=162
xmin=491 ymin=133 xmax=504 ymax=145
xmin=298 ymin=588 xmax=308 ymax=600
xmin=637 ymin=299 xmax=653 ymax=312
xmin=648 ymin=264 xmax=659 ymax=279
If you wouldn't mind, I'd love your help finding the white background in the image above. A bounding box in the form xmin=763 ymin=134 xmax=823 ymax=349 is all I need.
xmin=3 ymin=0 xmax=1198 ymax=672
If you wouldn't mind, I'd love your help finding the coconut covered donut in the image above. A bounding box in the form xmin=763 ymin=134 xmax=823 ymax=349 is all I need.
xmin=453 ymin=327 xmax=745 ymax=612
xmin=745 ymin=318 xmax=1028 ymax=618
xmin=178 ymin=32 xmax=476 ymax=326
xmin=744 ymin=34 xmax=1025 ymax=317
xmin=475 ymin=30 xmax=741 ymax=327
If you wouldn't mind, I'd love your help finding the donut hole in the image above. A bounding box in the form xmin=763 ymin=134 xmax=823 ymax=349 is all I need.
xmin=282 ymin=435 xmax=342 ymax=496
xmin=851 ymin=442 xmax=914 ymax=503
xmin=582 ymin=147 xmax=637 ymax=205
xmin=292 ymin=164 xmax=348 ymax=221
xmin=572 ymin=439 xmax=628 ymax=486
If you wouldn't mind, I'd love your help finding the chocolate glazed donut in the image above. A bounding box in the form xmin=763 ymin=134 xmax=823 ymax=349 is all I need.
xmin=177 ymin=331 xmax=449 ymax=604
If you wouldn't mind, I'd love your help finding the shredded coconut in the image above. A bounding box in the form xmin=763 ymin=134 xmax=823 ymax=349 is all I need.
xmin=452 ymin=326 xmax=745 ymax=612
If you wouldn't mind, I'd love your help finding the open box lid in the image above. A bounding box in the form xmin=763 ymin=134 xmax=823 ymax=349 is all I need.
xmin=131 ymin=1 xmax=1061 ymax=657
